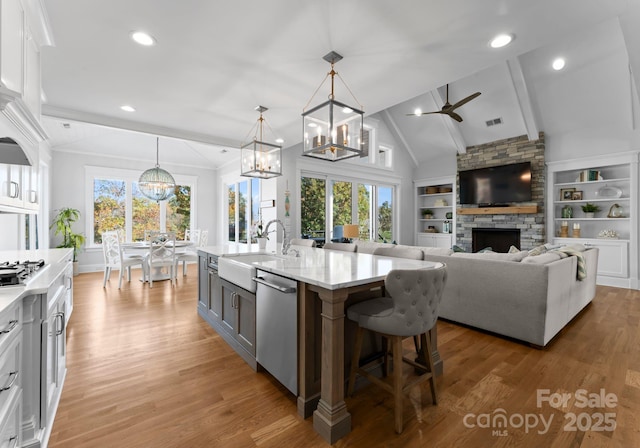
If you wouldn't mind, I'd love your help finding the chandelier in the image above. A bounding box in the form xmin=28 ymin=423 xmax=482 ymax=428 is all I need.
xmin=302 ymin=51 xmax=364 ymax=161
xmin=138 ymin=137 xmax=175 ymax=201
xmin=241 ymin=106 xmax=282 ymax=178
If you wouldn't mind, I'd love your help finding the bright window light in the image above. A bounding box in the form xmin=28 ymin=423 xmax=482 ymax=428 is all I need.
xmin=121 ymin=105 xmax=135 ymax=112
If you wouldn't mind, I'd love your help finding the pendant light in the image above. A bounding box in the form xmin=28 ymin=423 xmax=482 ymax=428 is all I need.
xmin=241 ymin=105 xmax=282 ymax=178
xmin=138 ymin=137 xmax=175 ymax=201
xmin=302 ymin=51 xmax=364 ymax=162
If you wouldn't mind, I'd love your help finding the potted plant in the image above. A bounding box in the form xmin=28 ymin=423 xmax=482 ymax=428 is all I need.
xmin=581 ymin=203 xmax=600 ymax=218
xmin=51 ymin=207 xmax=86 ymax=275
xmin=252 ymin=220 xmax=269 ymax=250
xmin=422 ymin=209 xmax=434 ymax=219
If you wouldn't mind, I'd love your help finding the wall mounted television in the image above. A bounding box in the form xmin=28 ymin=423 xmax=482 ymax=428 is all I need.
xmin=459 ymin=162 xmax=532 ymax=206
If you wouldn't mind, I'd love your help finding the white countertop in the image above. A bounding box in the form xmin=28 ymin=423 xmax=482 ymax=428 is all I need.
xmin=0 ymin=248 xmax=73 ymax=314
xmin=199 ymin=244 xmax=443 ymax=290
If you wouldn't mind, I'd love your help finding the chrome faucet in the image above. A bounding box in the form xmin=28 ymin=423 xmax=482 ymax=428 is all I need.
xmin=264 ymin=219 xmax=293 ymax=255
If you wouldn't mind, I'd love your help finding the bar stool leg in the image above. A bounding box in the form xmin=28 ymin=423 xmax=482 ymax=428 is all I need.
xmin=392 ymin=335 xmax=404 ymax=434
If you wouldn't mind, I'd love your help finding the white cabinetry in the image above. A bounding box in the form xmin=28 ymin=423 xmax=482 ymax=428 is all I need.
xmin=547 ymin=152 xmax=638 ymax=289
xmin=0 ymin=0 xmax=25 ymax=95
xmin=21 ymin=257 xmax=72 ymax=448
xmin=0 ymin=300 xmax=22 ymax=448
xmin=414 ymin=177 xmax=455 ymax=248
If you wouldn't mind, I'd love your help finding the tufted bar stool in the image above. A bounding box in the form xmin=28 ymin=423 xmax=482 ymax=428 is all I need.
xmin=347 ymin=265 xmax=447 ymax=433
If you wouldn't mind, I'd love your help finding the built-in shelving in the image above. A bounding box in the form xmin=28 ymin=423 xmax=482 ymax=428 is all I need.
xmin=547 ymin=152 xmax=639 ymax=289
xmin=414 ymin=177 xmax=455 ymax=248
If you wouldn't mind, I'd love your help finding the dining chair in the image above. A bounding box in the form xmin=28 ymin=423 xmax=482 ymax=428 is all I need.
xmin=290 ymin=238 xmax=316 ymax=247
xmin=347 ymin=265 xmax=448 ymax=433
xmin=176 ymin=228 xmax=206 ymax=276
xmin=147 ymin=231 xmax=177 ymax=288
xmin=101 ymin=230 xmax=145 ymax=289
xmin=322 ymin=242 xmax=357 ymax=252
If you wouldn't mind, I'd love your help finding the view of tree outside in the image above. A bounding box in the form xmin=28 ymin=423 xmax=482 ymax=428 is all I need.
xmin=238 ymin=181 xmax=248 ymax=243
xmin=332 ymin=181 xmax=352 ymax=238
xmin=93 ymin=179 xmax=126 ymax=244
xmin=358 ymin=184 xmax=372 ymax=240
xmin=132 ymin=182 xmax=160 ymax=241
xmin=228 ymin=185 xmax=236 ymax=241
xmin=378 ymin=186 xmax=393 ymax=242
xmin=166 ymin=185 xmax=191 ymax=240
xmin=300 ymin=177 xmax=326 ymax=240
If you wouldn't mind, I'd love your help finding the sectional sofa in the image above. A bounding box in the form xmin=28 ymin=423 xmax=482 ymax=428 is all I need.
xmin=328 ymin=240 xmax=599 ymax=347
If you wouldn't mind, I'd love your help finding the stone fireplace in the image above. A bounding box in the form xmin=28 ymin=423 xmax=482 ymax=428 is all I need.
xmin=472 ymin=228 xmax=521 ymax=253
xmin=456 ymin=133 xmax=546 ymax=252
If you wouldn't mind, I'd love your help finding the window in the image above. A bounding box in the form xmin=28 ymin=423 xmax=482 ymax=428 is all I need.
xmin=301 ymin=173 xmax=395 ymax=245
xmin=300 ymin=176 xmax=326 ymax=243
xmin=226 ymin=178 xmax=260 ymax=243
xmin=86 ymin=166 xmax=196 ymax=246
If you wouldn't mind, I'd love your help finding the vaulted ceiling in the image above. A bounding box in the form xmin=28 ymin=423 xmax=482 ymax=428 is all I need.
xmin=40 ymin=0 xmax=640 ymax=169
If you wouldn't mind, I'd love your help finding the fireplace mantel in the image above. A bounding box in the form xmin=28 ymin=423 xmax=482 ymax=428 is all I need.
xmin=457 ymin=205 xmax=538 ymax=215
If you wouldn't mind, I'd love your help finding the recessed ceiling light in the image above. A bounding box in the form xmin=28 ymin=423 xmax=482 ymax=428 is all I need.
xmin=120 ymin=105 xmax=135 ymax=112
xmin=131 ymin=31 xmax=156 ymax=46
xmin=342 ymin=107 xmax=353 ymax=114
xmin=414 ymin=108 xmax=422 ymax=116
xmin=275 ymin=138 xmax=284 ymax=144
xmin=490 ymin=34 xmax=514 ymax=49
xmin=307 ymin=122 xmax=317 ymax=128
xmin=552 ymin=57 xmax=566 ymax=71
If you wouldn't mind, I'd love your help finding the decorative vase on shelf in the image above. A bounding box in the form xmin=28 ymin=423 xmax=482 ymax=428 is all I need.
xmin=584 ymin=212 xmax=595 ymax=219
xmin=257 ymin=238 xmax=268 ymax=250
xmin=561 ymin=205 xmax=573 ymax=219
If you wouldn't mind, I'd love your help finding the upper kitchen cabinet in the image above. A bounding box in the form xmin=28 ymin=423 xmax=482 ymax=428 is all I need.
xmin=0 ymin=0 xmax=24 ymax=95
xmin=0 ymin=0 xmax=51 ymax=212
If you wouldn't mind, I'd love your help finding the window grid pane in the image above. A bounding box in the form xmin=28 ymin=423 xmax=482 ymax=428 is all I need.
xmin=93 ymin=178 xmax=126 ymax=244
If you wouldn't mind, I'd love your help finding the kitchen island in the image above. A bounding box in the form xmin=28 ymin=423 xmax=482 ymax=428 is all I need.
xmin=197 ymin=244 xmax=443 ymax=443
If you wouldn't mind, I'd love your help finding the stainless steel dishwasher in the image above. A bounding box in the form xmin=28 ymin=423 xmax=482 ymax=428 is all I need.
xmin=254 ymin=269 xmax=297 ymax=395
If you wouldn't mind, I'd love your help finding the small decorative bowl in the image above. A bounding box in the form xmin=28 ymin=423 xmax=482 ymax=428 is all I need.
xmin=597 ymin=229 xmax=619 ymax=239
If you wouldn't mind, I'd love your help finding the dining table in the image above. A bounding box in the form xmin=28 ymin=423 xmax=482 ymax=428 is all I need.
xmin=122 ymin=240 xmax=194 ymax=282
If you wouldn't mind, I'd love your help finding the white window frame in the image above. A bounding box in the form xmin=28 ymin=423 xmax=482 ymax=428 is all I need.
xmin=85 ymin=166 xmax=197 ymax=248
xmin=223 ymin=177 xmax=261 ymax=244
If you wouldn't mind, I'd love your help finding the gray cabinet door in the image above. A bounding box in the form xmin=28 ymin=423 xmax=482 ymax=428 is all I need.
xmin=220 ymin=280 xmax=238 ymax=334
xmin=235 ymin=289 xmax=256 ymax=356
xmin=208 ymin=267 xmax=222 ymax=322
xmin=198 ymin=256 xmax=209 ymax=311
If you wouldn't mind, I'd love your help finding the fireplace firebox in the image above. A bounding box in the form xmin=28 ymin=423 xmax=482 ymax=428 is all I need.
xmin=472 ymin=228 xmax=521 ymax=253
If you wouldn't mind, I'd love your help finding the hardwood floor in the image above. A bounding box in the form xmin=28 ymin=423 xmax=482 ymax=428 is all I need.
xmin=49 ymin=269 xmax=640 ymax=447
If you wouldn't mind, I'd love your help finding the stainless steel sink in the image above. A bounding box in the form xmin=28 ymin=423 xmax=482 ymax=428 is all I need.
xmin=217 ymin=253 xmax=283 ymax=293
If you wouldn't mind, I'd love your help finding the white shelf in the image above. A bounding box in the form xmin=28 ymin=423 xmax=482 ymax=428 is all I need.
xmin=419 ymin=218 xmax=448 ymax=222
xmin=420 ymin=206 xmax=452 ymax=209
xmin=554 ymin=218 xmax=630 ymax=221
xmin=554 ymin=198 xmax=629 ymax=204
xmin=418 ymin=192 xmax=451 ymax=197
xmin=416 ymin=179 xmax=455 ymax=247
xmin=555 ymin=177 xmax=630 ymax=187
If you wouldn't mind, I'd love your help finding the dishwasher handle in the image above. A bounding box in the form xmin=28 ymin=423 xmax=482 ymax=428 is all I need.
xmin=253 ymin=276 xmax=296 ymax=294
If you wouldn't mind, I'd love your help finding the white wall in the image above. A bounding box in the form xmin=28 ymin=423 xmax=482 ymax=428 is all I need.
xmin=51 ymin=150 xmax=217 ymax=272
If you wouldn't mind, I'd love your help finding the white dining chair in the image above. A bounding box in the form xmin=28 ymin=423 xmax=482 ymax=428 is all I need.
xmin=147 ymin=231 xmax=177 ymax=288
xmin=102 ymin=230 xmax=145 ymax=289
xmin=176 ymin=229 xmax=208 ymax=276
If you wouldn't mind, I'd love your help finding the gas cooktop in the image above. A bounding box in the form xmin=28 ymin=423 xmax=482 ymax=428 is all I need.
xmin=0 ymin=259 xmax=45 ymax=287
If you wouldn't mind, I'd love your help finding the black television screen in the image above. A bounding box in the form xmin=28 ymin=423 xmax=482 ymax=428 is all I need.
xmin=459 ymin=162 xmax=532 ymax=205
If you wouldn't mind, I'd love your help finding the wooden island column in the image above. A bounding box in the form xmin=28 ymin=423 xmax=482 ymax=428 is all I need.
xmin=311 ymin=287 xmax=351 ymax=444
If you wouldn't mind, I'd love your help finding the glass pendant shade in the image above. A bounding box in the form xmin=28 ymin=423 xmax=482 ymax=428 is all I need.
xmin=302 ymin=51 xmax=364 ymax=162
xmin=241 ymin=139 xmax=282 ymax=178
xmin=302 ymin=99 xmax=364 ymax=161
xmin=139 ymin=138 xmax=175 ymax=201
xmin=241 ymin=106 xmax=282 ymax=178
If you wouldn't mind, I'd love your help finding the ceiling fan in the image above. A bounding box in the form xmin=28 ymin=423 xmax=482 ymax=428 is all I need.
xmin=408 ymin=84 xmax=481 ymax=122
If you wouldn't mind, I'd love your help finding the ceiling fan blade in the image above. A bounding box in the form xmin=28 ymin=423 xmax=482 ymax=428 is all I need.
xmin=406 ymin=110 xmax=444 ymax=116
xmin=448 ymin=112 xmax=463 ymax=122
xmin=450 ymin=91 xmax=481 ymax=110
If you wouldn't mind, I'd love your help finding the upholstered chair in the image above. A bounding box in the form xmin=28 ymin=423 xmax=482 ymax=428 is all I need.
xmin=373 ymin=246 xmax=424 ymax=260
xmin=347 ymin=265 xmax=448 ymax=433
xmin=322 ymin=242 xmax=357 ymax=252
xmin=290 ymin=238 xmax=316 ymax=247
xmin=101 ymin=230 xmax=145 ymax=289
